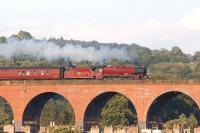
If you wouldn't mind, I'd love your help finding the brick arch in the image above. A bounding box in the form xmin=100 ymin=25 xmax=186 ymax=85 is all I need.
xmin=144 ymin=90 xmax=200 ymax=128
xmin=22 ymin=91 xmax=75 ymax=126
xmin=83 ymin=91 xmax=138 ymax=131
xmin=83 ymin=90 xmax=139 ymax=119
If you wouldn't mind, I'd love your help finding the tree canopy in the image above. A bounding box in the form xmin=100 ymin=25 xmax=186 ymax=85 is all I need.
xmin=40 ymin=96 xmax=75 ymax=127
xmin=100 ymin=94 xmax=137 ymax=127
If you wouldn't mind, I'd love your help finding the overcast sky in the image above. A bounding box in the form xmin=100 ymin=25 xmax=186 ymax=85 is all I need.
xmin=1 ymin=0 xmax=200 ymax=54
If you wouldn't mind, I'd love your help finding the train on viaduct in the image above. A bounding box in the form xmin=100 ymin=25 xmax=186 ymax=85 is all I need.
xmin=0 ymin=80 xmax=200 ymax=132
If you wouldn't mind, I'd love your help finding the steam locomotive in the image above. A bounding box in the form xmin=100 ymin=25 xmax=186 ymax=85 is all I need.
xmin=0 ymin=65 xmax=148 ymax=80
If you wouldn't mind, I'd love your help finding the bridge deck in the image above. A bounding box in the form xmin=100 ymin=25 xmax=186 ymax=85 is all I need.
xmin=0 ymin=79 xmax=199 ymax=85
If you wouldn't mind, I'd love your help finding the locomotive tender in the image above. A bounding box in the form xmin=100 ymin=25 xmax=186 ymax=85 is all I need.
xmin=0 ymin=65 xmax=147 ymax=80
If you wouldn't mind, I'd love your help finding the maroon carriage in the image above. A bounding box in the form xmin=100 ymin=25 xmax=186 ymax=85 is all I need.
xmin=0 ymin=67 xmax=64 ymax=80
xmin=64 ymin=68 xmax=94 ymax=79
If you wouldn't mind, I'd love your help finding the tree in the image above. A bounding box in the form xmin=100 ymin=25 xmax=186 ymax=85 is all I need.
xmin=0 ymin=108 xmax=11 ymax=131
xmin=187 ymin=114 xmax=198 ymax=129
xmin=0 ymin=97 xmax=13 ymax=121
xmin=170 ymin=46 xmax=189 ymax=63
xmin=40 ymin=96 xmax=75 ymax=127
xmin=151 ymin=49 xmax=170 ymax=63
xmin=109 ymin=59 xmax=124 ymax=66
xmin=178 ymin=64 xmax=192 ymax=79
xmin=100 ymin=94 xmax=137 ymax=127
xmin=171 ymin=46 xmax=183 ymax=56
xmin=193 ymin=51 xmax=200 ymax=62
xmin=0 ymin=36 xmax=7 ymax=43
xmin=17 ymin=31 xmax=33 ymax=40
xmin=148 ymin=62 xmax=193 ymax=80
xmin=138 ymin=48 xmax=152 ymax=67
xmin=164 ymin=113 xmax=198 ymax=130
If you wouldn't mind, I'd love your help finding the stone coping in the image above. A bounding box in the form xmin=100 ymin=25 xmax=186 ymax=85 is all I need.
xmin=0 ymin=80 xmax=199 ymax=85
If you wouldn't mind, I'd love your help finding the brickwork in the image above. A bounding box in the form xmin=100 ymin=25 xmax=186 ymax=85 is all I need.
xmin=163 ymin=129 xmax=173 ymax=133
xmin=0 ymin=81 xmax=199 ymax=132
xmin=126 ymin=127 xmax=138 ymax=133
xmin=90 ymin=126 xmax=100 ymax=133
xmin=104 ymin=127 xmax=113 ymax=133
xmin=194 ymin=127 xmax=200 ymax=133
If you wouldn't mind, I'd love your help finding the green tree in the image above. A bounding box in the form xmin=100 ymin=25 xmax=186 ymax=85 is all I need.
xmin=187 ymin=114 xmax=198 ymax=129
xmin=138 ymin=48 xmax=152 ymax=67
xmin=148 ymin=62 xmax=193 ymax=80
xmin=100 ymin=94 xmax=137 ymax=127
xmin=109 ymin=59 xmax=124 ymax=66
xmin=0 ymin=36 xmax=7 ymax=43
xmin=164 ymin=114 xmax=198 ymax=130
xmin=75 ymin=60 xmax=92 ymax=68
xmin=40 ymin=96 xmax=75 ymax=127
xmin=160 ymin=94 xmax=200 ymax=123
xmin=151 ymin=49 xmax=170 ymax=63
xmin=0 ymin=97 xmax=13 ymax=121
xmin=178 ymin=64 xmax=192 ymax=78
xmin=170 ymin=46 xmax=189 ymax=63
xmin=17 ymin=31 xmax=33 ymax=40
xmin=193 ymin=51 xmax=200 ymax=62
xmin=0 ymin=108 xmax=11 ymax=131
xmin=193 ymin=63 xmax=200 ymax=79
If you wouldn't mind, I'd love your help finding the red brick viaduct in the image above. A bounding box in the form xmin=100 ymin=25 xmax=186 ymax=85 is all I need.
xmin=0 ymin=80 xmax=200 ymax=131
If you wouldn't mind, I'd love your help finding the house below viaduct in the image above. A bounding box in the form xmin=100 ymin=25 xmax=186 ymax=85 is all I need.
xmin=0 ymin=80 xmax=200 ymax=132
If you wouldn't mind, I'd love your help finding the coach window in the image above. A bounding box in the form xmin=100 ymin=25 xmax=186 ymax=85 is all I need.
xmin=18 ymin=71 xmax=21 ymax=75
xmin=41 ymin=70 xmax=44 ymax=75
xmin=26 ymin=71 xmax=30 ymax=76
xmin=33 ymin=71 xmax=36 ymax=75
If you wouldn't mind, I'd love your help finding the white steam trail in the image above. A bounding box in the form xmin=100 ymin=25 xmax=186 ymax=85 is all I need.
xmin=0 ymin=39 xmax=130 ymax=62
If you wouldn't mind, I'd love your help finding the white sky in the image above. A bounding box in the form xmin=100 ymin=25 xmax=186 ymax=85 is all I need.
xmin=1 ymin=0 xmax=200 ymax=54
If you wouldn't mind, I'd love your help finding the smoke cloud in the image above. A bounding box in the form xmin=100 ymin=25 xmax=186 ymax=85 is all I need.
xmin=0 ymin=38 xmax=130 ymax=63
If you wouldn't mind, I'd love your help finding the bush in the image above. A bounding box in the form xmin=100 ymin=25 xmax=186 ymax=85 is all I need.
xmin=50 ymin=126 xmax=82 ymax=133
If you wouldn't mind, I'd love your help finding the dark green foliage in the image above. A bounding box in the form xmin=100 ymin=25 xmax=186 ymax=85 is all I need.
xmin=137 ymin=48 xmax=152 ymax=67
xmin=193 ymin=63 xmax=200 ymax=79
xmin=16 ymin=31 xmax=33 ymax=40
xmin=193 ymin=51 xmax=200 ymax=62
xmin=100 ymin=94 xmax=137 ymax=127
xmin=0 ymin=97 xmax=13 ymax=122
xmin=0 ymin=36 xmax=7 ymax=43
xmin=0 ymin=97 xmax=13 ymax=131
xmin=40 ymin=96 xmax=75 ymax=127
xmin=148 ymin=63 xmax=193 ymax=80
xmin=194 ymin=62 xmax=200 ymax=72
xmin=151 ymin=49 xmax=170 ymax=63
xmin=160 ymin=94 xmax=200 ymax=123
xmin=75 ymin=61 xmax=92 ymax=68
xmin=9 ymin=31 xmax=33 ymax=40
xmin=0 ymin=108 xmax=11 ymax=131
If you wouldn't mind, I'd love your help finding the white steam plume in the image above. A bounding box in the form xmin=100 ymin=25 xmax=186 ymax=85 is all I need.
xmin=0 ymin=38 xmax=130 ymax=62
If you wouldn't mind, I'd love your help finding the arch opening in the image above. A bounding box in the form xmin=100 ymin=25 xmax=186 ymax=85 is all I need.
xmin=83 ymin=92 xmax=138 ymax=131
xmin=0 ymin=96 xmax=14 ymax=131
xmin=146 ymin=91 xmax=200 ymax=130
xmin=22 ymin=92 xmax=75 ymax=130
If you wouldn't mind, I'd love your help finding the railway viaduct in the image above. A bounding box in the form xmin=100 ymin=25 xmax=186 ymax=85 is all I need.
xmin=0 ymin=80 xmax=200 ymax=132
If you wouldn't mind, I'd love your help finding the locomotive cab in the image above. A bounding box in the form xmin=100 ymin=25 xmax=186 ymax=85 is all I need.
xmin=134 ymin=65 xmax=147 ymax=79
